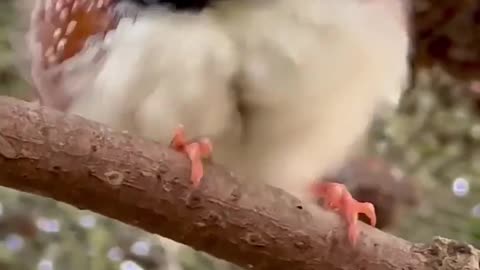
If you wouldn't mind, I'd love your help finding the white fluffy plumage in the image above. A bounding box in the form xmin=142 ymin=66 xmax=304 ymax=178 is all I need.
xmin=17 ymin=0 xmax=409 ymax=205
xmin=68 ymin=8 xmax=243 ymax=158
xmin=212 ymin=0 xmax=410 ymax=201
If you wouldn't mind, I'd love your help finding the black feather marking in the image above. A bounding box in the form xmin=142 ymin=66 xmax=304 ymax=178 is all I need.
xmin=124 ymin=0 xmax=211 ymax=11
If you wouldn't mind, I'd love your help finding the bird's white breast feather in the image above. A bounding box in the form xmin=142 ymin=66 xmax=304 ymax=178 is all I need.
xmin=65 ymin=0 xmax=408 ymax=203
xmin=213 ymin=0 xmax=409 ymax=200
xmin=68 ymin=8 xmax=242 ymax=155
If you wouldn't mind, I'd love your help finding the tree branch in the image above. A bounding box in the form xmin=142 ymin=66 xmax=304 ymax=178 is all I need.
xmin=0 ymin=96 xmax=478 ymax=270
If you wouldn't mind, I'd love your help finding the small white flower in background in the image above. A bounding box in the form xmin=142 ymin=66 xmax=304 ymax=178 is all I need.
xmin=107 ymin=246 xmax=124 ymax=262
xmin=130 ymin=240 xmax=151 ymax=256
xmin=35 ymin=217 xmax=60 ymax=233
xmin=120 ymin=260 xmax=144 ymax=270
xmin=452 ymin=177 xmax=470 ymax=197
xmin=37 ymin=259 xmax=54 ymax=270
xmin=78 ymin=214 xmax=97 ymax=229
xmin=4 ymin=233 xmax=24 ymax=251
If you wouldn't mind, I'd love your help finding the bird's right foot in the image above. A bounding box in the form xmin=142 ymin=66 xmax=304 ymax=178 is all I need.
xmin=311 ymin=181 xmax=376 ymax=245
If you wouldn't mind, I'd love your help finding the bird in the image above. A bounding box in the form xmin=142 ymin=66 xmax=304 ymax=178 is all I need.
xmin=13 ymin=0 xmax=411 ymax=246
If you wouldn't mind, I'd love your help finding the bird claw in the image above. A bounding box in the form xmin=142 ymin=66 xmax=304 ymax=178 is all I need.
xmin=311 ymin=182 xmax=376 ymax=246
xmin=170 ymin=125 xmax=212 ymax=187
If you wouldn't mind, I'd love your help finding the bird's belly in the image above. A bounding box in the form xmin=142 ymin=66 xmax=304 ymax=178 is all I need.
xmin=222 ymin=0 xmax=409 ymax=196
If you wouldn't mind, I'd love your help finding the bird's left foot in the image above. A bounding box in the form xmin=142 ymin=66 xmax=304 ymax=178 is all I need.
xmin=169 ymin=125 xmax=212 ymax=187
xmin=311 ymin=182 xmax=376 ymax=245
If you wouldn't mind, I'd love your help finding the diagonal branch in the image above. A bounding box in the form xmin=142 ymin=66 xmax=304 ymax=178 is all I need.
xmin=0 ymin=96 xmax=478 ymax=270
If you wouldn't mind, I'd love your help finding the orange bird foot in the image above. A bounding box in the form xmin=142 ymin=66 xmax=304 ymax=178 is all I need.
xmin=311 ymin=182 xmax=376 ymax=246
xmin=169 ymin=125 xmax=212 ymax=187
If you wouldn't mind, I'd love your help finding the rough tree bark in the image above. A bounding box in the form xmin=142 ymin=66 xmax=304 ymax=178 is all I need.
xmin=0 ymin=98 xmax=479 ymax=270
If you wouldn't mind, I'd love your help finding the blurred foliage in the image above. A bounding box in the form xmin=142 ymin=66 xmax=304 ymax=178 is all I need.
xmin=0 ymin=188 xmax=242 ymax=270
xmin=0 ymin=1 xmax=28 ymax=99
xmin=369 ymin=68 xmax=480 ymax=246
xmin=413 ymin=0 xmax=480 ymax=80
xmin=0 ymin=0 xmax=480 ymax=269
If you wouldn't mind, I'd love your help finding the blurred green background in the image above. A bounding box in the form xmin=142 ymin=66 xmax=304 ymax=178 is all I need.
xmin=0 ymin=0 xmax=480 ymax=269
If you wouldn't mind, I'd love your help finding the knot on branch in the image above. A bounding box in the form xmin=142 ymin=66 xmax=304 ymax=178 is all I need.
xmin=414 ymin=236 xmax=480 ymax=270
